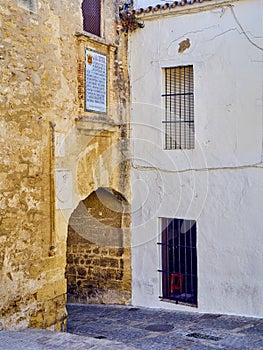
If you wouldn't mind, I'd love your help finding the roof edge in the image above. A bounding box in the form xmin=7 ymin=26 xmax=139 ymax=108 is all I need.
xmin=133 ymin=0 xmax=240 ymax=20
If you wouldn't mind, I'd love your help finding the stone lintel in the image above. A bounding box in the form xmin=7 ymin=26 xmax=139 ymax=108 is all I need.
xmin=75 ymin=117 xmax=121 ymax=134
xmin=75 ymin=31 xmax=117 ymax=51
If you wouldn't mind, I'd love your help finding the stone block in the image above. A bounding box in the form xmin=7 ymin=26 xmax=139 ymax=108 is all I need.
xmin=67 ymin=266 xmax=76 ymax=275
xmin=36 ymin=280 xmax=66 ymax=301
xmin=100 ymin=257 xmax=119 ymax=268
xmin=77 ymin=267 xmax=86 ymax=277
xmin=46 ymin=268 xmax=65 ymax=283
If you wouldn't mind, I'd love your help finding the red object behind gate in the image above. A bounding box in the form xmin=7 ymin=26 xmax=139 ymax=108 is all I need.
xmin=170 ymin=273 xmax=184 ymax=294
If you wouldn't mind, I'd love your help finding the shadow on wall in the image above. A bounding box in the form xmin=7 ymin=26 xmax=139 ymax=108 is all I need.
xmin=66 ymin=187 xmax=131 ymax=305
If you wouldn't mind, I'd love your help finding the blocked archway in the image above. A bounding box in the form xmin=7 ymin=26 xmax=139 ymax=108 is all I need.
xmin=66 ymin=187 xmax=131 ymax=304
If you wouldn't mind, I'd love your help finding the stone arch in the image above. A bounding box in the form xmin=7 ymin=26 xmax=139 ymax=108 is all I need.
xmin=66 ymin=187 xmax=131 ymax=304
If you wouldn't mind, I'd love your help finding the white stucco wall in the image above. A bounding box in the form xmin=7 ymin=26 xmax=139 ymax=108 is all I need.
xmin=129 ymin=0 xmax=263 ymax=317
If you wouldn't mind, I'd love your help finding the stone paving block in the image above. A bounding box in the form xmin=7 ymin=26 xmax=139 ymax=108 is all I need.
xmin=67 ymin=303 xmax=119 ymax=317
xmin=184 ymin=345 xmax=219 ymax=350
xmin=67 ymin=313 xmax=99 ymax=322
xmin=129 ymin=311 xmax=200 ymax=330
xmin=238 ymin=322 xmax=263 ymax=335
xmin=69 ymin=317 xmax=120 ymax=329
xmin=103 ymin=327 xmax=150 ymax=342
xmin=218 ymin=334 xmax=263 ymax=349
xmin=66 ymin=319 xmax=88 ymax=329
xmin=157 ymin=310 xmax=201 ymax=323
xmin=131 ymin=334 xmax=194 ymax=350
xmin=195 ymin=315 xmax=258 ymax=331
xmin=134 ymin=320 xmax=188 ymax=333
xmin=105 ymin=309 xmax=156 ymax=322
xmin=68 ymin=319 xmax=121 ymax=337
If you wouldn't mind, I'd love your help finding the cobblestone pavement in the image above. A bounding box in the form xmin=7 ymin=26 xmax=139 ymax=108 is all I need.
xmin=0 ymin=327 xmax=136 ymax=350
xmin=67 ymin=304 xmax=263 ymax=350
xmin=0 ymin=304 xmax=263 ymax=349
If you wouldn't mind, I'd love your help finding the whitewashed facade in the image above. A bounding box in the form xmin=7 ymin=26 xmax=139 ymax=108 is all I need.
xmin=129 ymin=0 xmax=263 ymax=317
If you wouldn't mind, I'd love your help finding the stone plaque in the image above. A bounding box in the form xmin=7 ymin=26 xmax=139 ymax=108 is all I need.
xmin=85 ymin=49 xmax=107 ymax=113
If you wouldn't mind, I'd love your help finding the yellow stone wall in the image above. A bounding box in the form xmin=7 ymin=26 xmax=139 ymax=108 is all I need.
xmin=66 ymin=188 xmax=131 ymax=304
xmin=0 ymin=0 xmax=130 ymax=330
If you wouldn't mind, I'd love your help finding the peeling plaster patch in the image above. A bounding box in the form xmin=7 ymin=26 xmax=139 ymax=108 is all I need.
xmin=178 ymin=38 xmax=191 ymax=53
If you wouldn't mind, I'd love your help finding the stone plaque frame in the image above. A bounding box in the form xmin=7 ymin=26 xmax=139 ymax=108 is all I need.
xmin=85 ymin=49 xmax=107 ymax=114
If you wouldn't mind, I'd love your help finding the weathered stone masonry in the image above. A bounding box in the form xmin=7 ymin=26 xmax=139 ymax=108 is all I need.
xmin=0 ymin=0 xmax=131 ymax=330
xmin=66 ymin=188 xmax=131 ymax=304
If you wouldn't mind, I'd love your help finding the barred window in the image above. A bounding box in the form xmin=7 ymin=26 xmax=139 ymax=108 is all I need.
xmin=158 ymin=218 xmax=197 ymax=306
xmin=162 ymin=66 xmax=195 ymax=150
xmin=82 ymin=0 xmax=101 ymax=37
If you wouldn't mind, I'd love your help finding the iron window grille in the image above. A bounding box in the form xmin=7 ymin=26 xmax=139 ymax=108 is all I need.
xmin=158 ymin=218 xmax=197 ymax=306
xmin=82 ymin=0 xmax=101 ymax=37
xmin=162 ymin=65 xmax=195 ymax=150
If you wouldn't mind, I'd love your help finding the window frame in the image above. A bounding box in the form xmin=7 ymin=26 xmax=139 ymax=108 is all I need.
xmin=158 ymin=217 xmax=198 ymax=307
xmin=82 ymin=0 xmax=102 ymax=37
xmin=162 ymin=65 xmax=195 ymax=150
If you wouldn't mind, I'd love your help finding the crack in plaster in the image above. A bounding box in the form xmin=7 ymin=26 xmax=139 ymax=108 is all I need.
xmin=209 ymin=26 xmax=263 ymax=46
xmin=167 ymin=25 xmax=218 ymax=51
xmin=228 ymin=5 xmax=263 ymax=51
xmin=209 ymin=28 xmax=237 ymax=40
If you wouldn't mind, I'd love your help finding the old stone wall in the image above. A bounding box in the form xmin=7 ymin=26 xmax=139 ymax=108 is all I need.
xmin=66 ymin=188 xmax=131 ymax=304
xmin=66 ymin=231 xmax=131 ymax=304
xmin=0 ymin=0 xmax=83 ymax=330
xmin=0 ymin=0 xmax=131 ymax=330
